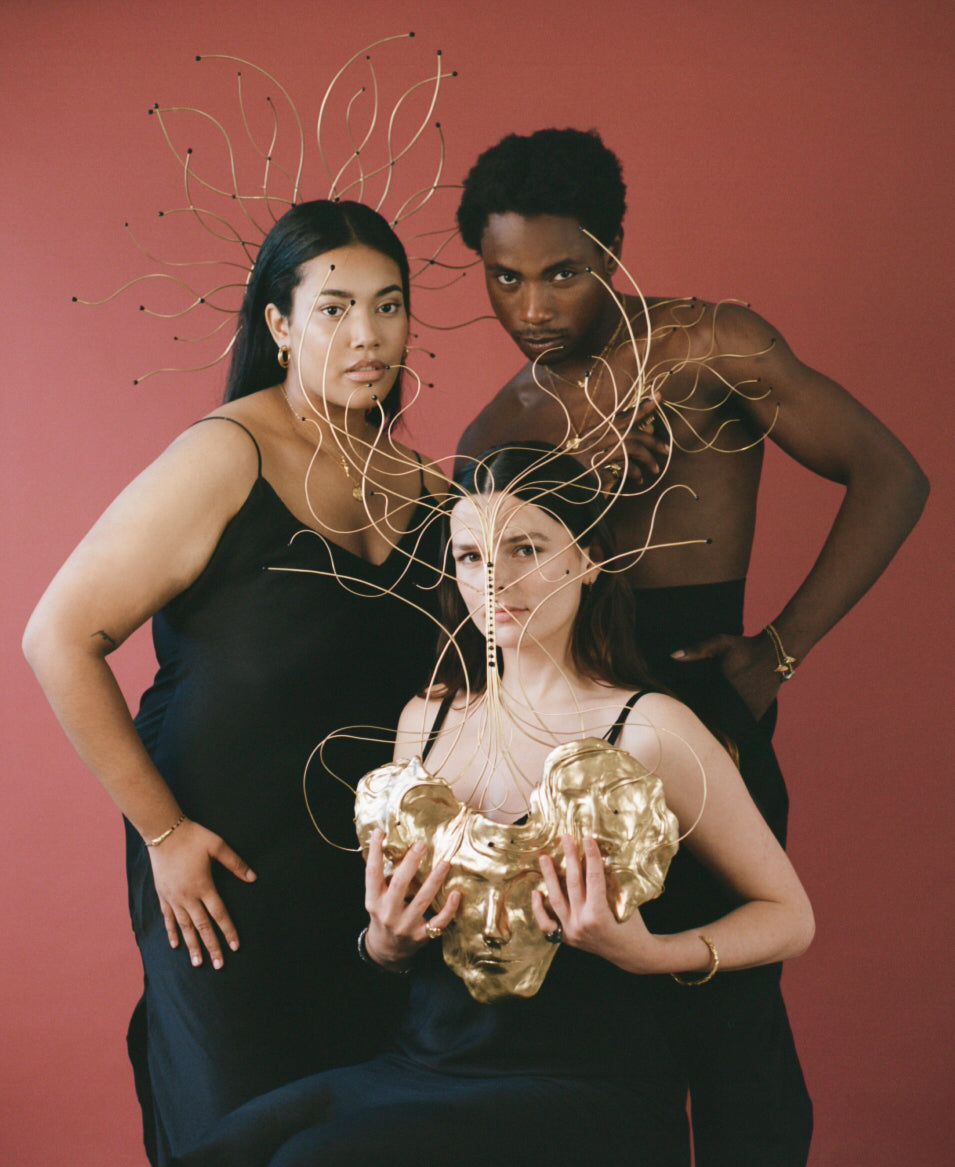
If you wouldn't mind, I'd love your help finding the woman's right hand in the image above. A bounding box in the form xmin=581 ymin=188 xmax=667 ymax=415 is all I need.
xmin=147 ymin=819 xmax=257 ymax=969
xmin=363 ymin=830 xmax=460 ymax=970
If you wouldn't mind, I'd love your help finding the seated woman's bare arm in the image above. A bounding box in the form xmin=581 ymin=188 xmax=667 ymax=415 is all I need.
xmin=534 ymin=694 xmax=813 ymax=978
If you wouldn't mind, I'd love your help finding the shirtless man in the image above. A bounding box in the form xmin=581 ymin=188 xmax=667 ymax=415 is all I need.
xmin=454 ymin=128 xmax=928 ymax=1166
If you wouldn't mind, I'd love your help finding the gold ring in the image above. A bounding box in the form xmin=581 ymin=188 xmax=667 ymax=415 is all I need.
xmin=424 ymin=922 xmax=443 ymax=940
xmin=605 ymin=462 xmax=623 ymax=479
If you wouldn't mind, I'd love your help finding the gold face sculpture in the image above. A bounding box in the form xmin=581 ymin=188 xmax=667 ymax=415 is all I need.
xmin=355 ymin=738 xmax=679 ymax=1002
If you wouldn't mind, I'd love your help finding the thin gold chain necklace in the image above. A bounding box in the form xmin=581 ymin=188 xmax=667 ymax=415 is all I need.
xmin=280 ymin=384 xmax=375 ymax=500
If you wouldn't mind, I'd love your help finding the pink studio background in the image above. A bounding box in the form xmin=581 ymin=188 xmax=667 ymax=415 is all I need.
xmin=3 ymin=1 xmax=952 ymax=1163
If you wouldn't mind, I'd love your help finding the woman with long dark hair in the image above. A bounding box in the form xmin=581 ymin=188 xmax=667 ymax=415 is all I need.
xmin=178 ymin=443 xmax=813 ymax=1166
xmin=23 ymin=200 xmax=445 ymax=1165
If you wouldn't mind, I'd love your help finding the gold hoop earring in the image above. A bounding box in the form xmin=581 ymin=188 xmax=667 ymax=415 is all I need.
xmin=277 ymin=345 xmax=290 ymax=369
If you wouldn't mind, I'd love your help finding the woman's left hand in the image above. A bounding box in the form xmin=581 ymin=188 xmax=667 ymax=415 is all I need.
xmin=532 ymin=834 xmax=667 ymax=974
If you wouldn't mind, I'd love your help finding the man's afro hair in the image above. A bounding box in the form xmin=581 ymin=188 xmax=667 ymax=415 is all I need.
xmin=457 ymin=128 xmax=626 ymax=253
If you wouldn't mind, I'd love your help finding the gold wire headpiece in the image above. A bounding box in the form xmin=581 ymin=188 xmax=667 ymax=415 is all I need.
xmin=72 ymin=34 xmax=463 ymax=384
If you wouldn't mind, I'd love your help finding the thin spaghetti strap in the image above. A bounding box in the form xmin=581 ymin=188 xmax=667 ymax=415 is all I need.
xmin=190 ymin=416 xmax=263 ymax=477
xmin=604 ymin=691 xmax=645 ymax=746
xmin=421 ymin=693 xmax=455 ymax=763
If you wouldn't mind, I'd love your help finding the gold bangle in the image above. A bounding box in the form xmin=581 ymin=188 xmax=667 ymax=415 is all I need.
xmin=671 ymin=935 xmax=719 ymax=986
xmin=764 ymin=622 xmax=797 ymax=681
xmin=145 ymin=813 xmax=186 ymax=848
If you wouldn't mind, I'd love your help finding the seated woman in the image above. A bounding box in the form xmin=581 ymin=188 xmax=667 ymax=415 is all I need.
xmin=177 ymin=442 xmax=813 ymax=1167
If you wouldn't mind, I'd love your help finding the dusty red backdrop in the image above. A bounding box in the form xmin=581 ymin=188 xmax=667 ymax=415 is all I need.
xmin=3 ymin=1 xmax=952 ymax=1163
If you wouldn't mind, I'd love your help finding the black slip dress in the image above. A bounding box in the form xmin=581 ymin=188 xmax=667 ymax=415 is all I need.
xmin=127 ymin=417 xmax=443 ymax=1165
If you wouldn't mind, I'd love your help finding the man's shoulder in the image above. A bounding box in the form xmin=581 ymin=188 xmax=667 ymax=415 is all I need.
xmin=637 ymin=296 xmax=782 ymax=386
xmin=457 ymin=366 xmax=543 ymax=458
xmin=638 ymin=295 xmax=767 ymax=338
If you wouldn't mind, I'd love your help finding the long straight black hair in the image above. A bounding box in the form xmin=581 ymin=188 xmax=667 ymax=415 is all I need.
xmin=224 ymin=199 xmax=410 ymax=423
xmin=431 ymin=442 xmax=660 ymax=697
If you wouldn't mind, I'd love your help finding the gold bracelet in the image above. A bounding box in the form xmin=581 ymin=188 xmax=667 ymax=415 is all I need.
xmin=764 ymin=622 xmax=797 ymax=681
xmin=145 ymin=813 xmax=186 ymax=848
xmin=671 ymin=935 xmax=719 ymax=986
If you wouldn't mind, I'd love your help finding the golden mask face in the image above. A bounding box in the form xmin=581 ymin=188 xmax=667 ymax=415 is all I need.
xmin=355 ymin=739 xmax=678 ymax=1003
xmin=438 ymin=816 xmax=558 ymax=1001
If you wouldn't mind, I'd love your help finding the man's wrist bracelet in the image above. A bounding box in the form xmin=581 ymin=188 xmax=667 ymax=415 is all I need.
xmin=764 ymin=623 xmax=797 ymax=681
xmin=357 ymin=926 xmax=411 ymax=975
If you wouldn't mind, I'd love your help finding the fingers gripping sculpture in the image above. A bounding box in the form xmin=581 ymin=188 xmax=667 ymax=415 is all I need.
xmin=356 ymin=738 xmax=678 ymax=1001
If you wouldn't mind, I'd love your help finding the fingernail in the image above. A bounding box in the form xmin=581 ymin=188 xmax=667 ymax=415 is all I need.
xmin=213 ymin=957 xmax=223 ymax=970
xmin=191 ymin=955 xmax=201 ymax=967
xmin=230 ymin=940 xmax=239 ymax=951
xmin=671 ymin=649 xmax=686 ymax=659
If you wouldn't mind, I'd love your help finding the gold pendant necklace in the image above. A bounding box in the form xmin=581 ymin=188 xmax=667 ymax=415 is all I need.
xmin=338 ymin=455 xmax=371 ymax=500
xmin=280 ymin=385 xmax=375 ymax=499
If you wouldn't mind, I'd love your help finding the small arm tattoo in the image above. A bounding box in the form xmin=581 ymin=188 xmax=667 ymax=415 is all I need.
xmin=91 ymin=630 xmax=118 ymax=651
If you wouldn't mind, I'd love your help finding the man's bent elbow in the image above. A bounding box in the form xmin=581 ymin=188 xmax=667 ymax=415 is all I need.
xmin=861 ymin=444 xmax=930 ymax=532
xmin=906 ymin=456 xmax=930 ymax=517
